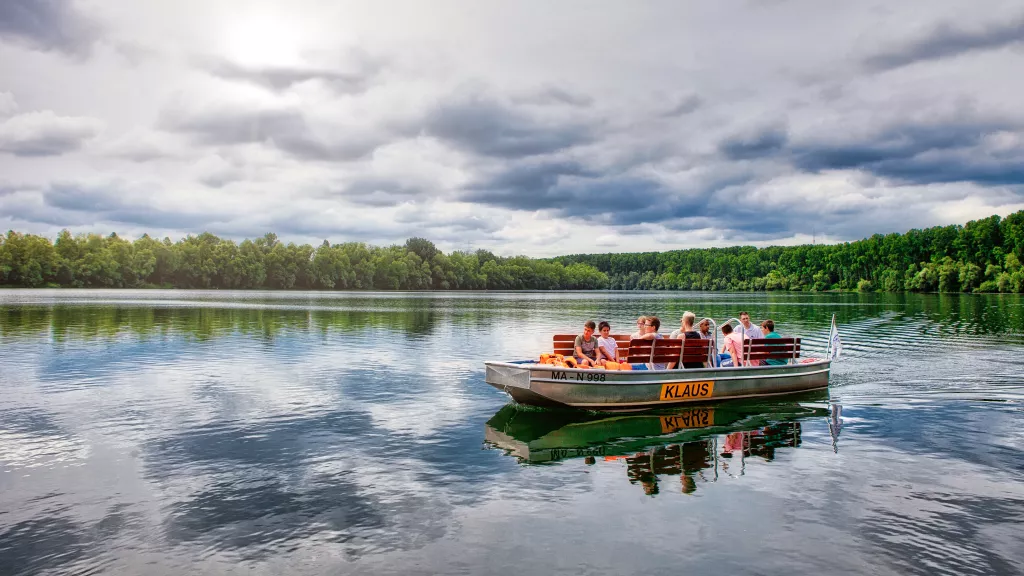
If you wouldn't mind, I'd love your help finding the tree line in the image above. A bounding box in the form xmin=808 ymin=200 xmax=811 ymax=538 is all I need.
xmin=553 ymin=211 xmax=1024 ymax=293
xmin=0 ymin=231 xmax=608 ymax=290
xmin=1 ymin=210 xmax=1023 ymax=292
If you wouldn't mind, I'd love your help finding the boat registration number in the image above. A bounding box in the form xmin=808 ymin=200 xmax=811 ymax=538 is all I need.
xmin=659 ymin=381 xmax=714 ymax=401
xmin=660 ymin=408 xmax=714 ymax=432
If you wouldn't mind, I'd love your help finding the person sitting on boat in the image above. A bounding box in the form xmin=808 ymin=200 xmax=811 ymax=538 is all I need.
xmin=670 ymin=311 xmax=700 ymax=340
xmin=699 ymin=318 xmax=718 ymax=367
xmin=595 ymin=321 xmax=619 ymax=365
xmin=761 ymin=319 xmax=787 ymax=365
xmin=720 ymin=323 xmax=746 ymax=367
xmin=630 ymin=316 xmax=675 ymax=370
xmin=574 ymin=320 xmax=600 ymax=367
xmin=630 ymin=316 xmax=648 ymax=339
xmin=697 ymin=318 xmax=712 ymax=339
xmin=670 ymin=311 xmax=704 ymax=369
xmin=738 ymin=311 xmax=764 ymax=339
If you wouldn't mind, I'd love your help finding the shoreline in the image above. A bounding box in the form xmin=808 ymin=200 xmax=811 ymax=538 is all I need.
xmin=0 ymin=286 xmax=1016 ymax=295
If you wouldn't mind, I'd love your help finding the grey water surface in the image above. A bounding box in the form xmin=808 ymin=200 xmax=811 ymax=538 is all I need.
xmin=1 ymin=290 xmax=1022 ymax=576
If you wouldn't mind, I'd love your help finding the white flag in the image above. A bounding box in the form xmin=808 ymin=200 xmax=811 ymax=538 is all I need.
xmin=828 ymin=313 xmax=842 ymax=360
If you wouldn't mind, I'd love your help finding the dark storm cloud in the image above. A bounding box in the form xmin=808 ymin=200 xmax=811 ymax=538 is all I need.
xmin=792 ymin=123 xmax=990 ymax=171
xmin=247 ymin=214 xmax=395 ymax=242
xmin=443 ymin=94 xmax=1020 ymax=243
xmin=602 ymin=185 xmax=711 ymax=227
xmin=460 ymin=160 xmax=594 ymax=211
xmin=196 ymin=54 xmax=383 ymax=93
xmin=393 ymin=210 xmax=499 ymax=234
xmin=36 ymin=182 xmax=225 ymax=229
xmin=463 ymin=164 xmax=709 ymax=227
xmin=161 ymin=106 xmax=384 ymax=161
xmin=790 ymin=119 xmax=1024 ymax=186
xmin=198 ymin=173 xmax=236 ymax=189
xmin=863 ymin=154 xmax=1024 ymax=187
xmin=863 ymin=14 xmax=1024 ymax=72
xmin=511 ymin=86 xmax=594 ymax=108
xmin=165 ymin=107 xmax=308 ymax=146
xmin=703 ymin=209 xmax=797 ymax=237
xmin=421 ymin=94 xmax=596 ymax=158
xmin=0 ymin=182 xmax=25 ymax=196
xmin=0 ymin=0 xmax=100 ymax=56
xmin=343 ymin=178 xmax=425 ymax=207
xmin=0 ymin=112 xmax=101 ymax=156
xmin=461 ymin=157 xmax=763 ymax=228
xmin=43 ymin=182 xmax=122 ymax=212
xmin=0 ymin=131 xmax=88 ymax=156
xmin=661 ymin=94 xmax=703 ymax=117
xmin=718 ymin=125 xmax=789 ymax=160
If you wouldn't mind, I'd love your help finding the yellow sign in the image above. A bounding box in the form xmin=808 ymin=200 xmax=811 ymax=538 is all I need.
xmin=660 ymin=409 xmax=715 ymax=432
xmin=659 ymin=381 xmax=714 ymax=401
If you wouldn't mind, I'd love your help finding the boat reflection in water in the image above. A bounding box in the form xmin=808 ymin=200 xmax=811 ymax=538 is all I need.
xmin=485 ymin=392 xmax=840 ymax=496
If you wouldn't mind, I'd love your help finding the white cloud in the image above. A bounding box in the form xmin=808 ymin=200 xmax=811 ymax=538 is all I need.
xmin=0 ymin=109 xmax=103 ymax=156
xmin=0 ymin=91 xmax=17 ymax=116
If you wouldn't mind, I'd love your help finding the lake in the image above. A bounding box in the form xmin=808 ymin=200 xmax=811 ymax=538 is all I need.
xmin=1 ymin=290 xmax=1023 ymax=576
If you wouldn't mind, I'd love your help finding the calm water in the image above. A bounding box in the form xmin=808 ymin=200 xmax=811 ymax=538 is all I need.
xmin=1 ymin=290 xmax=1023 ymax=576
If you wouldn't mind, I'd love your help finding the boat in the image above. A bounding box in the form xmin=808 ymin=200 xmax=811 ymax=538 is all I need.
xmin=483 ymin=317 xmax=835 ymax=410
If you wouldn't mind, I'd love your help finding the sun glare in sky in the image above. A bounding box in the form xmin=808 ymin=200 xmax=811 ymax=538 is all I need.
xmin=221 ymin=12 xmax=304 ymax=66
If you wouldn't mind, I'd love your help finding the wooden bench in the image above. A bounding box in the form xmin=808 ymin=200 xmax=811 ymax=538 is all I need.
xmin=742 ymin=338 xmax=801 ymax=365
xmin=553 ymin=334 xmax=714 ymax=367
xmin=626 ymin=338 xmax=712 ymax=368
xmin=553 ymin=334 xmax=632 ymax=360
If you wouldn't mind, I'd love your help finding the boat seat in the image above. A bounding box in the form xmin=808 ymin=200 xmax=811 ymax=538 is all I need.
xmin=552 ymin=334 xmax=631 ymax=360
xmin=625 ymin=338 xmax=712 ymax=367
xmin=742 ymin=338 xmax=801 ymax=364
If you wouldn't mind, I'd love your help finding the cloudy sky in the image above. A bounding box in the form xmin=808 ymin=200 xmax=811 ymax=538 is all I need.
xmin=1 ymin=0 xmax=1023 ymax=256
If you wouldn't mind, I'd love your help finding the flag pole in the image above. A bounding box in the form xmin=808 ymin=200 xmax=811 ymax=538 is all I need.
xmin=826 ymin=313 xmax=835 ymax=358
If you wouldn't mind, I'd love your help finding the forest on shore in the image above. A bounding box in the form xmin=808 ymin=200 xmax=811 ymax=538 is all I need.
xmin=1 ymin=211 xmax=1023 ymax=293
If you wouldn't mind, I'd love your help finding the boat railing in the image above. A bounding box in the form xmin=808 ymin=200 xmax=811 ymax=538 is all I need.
xmin=719 ymin=317 xmax=801 ymax=366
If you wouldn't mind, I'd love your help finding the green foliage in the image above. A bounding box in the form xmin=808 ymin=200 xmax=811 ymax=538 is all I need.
xmin=3 ymin=210 xmax=1024 ymax=293
xmin=554 ymin=210 xmax=1024 ymax=293
xmin=0 ymin=229 xmax=607 ymax=291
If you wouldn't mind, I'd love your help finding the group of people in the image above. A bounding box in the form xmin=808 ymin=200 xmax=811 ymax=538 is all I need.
xmin=572 ymin=311 xmax=784 ymax=370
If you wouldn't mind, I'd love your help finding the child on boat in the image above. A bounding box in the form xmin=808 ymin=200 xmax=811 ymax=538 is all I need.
xmin=720 ymin=323 xmax=745 ymax=367
xmin=574 ymin=321 xmax=600 ymax=367
xmin=762 ymin=319 xmax=787 ymax=365
xmin=630 ymin=316 xmax=674 ymax=370
xmin=630 ymin=316 xmax=647 ymax=339
xmin=596 ymin=321 xmax=619 ymax=365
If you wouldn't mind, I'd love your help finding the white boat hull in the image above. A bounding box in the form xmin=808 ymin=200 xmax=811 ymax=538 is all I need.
xmin=484 ymin=360 xmax=831 ymax=410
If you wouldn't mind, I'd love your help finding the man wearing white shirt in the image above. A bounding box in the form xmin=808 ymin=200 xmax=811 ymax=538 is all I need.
xmin=738 ymin=311 xmax=764 ymax=339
